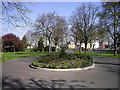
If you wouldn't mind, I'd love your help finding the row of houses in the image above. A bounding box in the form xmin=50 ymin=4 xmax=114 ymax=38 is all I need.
xmin=68 ymin=41 xmax=99 ymax=50
xmin=25 ymin=30 xmax=120 ymax=50
xmin=27 ymin=40 xmax=100 ymax=50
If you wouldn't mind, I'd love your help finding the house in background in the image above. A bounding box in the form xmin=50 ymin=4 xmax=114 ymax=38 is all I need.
xmin=68 ymin=40 xmax=99 ymax=50
xmin=96 ymin=44 xmax=107 ymax=50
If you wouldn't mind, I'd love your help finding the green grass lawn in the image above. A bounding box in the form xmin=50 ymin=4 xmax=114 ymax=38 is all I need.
xmin=74 ymin=50 xmax=120 ymax=58
xmin=1 ymin=49 xmax=119 ymax=62
xmin=0 ymin=50 xmax=60 ymax=62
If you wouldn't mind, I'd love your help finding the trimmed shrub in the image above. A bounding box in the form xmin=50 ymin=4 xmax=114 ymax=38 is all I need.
xmin=22 ymin=35 xmax=28 ymax=48
xmin=38 ymin=37 xmax=44 ymax=52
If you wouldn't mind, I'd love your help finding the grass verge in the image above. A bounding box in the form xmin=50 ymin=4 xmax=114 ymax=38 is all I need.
xmin=1 ymin=50 xmax=59 ymax=62
xmin=74 ymin=50 xmax=120 ymax=58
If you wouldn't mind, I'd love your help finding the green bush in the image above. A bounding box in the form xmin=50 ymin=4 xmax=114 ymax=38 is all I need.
xmin=38 ymin=37 xmax=44 ymax=52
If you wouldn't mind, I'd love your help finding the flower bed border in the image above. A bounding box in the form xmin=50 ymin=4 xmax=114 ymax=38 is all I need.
xmin=30 ymin=63 xmax=95 ymax=71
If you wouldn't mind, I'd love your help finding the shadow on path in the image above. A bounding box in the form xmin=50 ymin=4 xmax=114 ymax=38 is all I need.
xmin=2 ymin=76 xmax=96 ymax=89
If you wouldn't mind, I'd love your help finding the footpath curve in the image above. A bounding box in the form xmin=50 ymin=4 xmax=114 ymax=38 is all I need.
xmin=2 ymin=55 xmax=120 ymax=88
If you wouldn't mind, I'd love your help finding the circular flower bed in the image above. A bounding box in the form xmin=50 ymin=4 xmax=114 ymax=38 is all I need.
xmin=31 ymin=54 xmax=93 ymax=69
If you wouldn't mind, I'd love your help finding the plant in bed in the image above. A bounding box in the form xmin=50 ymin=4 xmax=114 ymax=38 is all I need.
xmin=31 ymin=52 xmax=93 ymax=69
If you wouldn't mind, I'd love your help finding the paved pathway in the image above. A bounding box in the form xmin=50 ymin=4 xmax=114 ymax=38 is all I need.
xmin=65 ymin=50 xmax=74 ymax=54
xmin=2 ymin=55 xmax=120 ymax=89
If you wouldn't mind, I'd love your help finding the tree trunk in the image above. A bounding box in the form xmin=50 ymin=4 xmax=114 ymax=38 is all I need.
xmin=75 ymin=41 xmax=77 ymax=49
xmin=114 ymin=39 xmax=117 ymax=56
xmin=108 ymin=40 xmax=110 ymax=48
xmin=46 ymin=37 xmax=47 ymax=46
xmin=79 ymin=42 xmax=81 ymax=52
xmin=93 ymin=44 xmax=95 ymax=51
xmin=113 ymin=5 xmax=117 ymax=56
xmin=55 ymin=44 xmax=57 ymax=52
xmin=48 ymin=38 xmax=51 ymax=54
xmin=14 ymin=47 xmax=15 ymax=52
xmin=85 ymin=39 xmax=87 ymax=55
xmin=29 ymin=43 xmax=32 ymax=51
xmin=90 ymin=43 xmax=92 ymax=50
xmin=11 ymin=46 xmax=12 ymax=52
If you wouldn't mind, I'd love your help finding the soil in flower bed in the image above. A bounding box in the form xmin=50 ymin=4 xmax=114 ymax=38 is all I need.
xmin=31 ymin=54 xmax=93 ymax=69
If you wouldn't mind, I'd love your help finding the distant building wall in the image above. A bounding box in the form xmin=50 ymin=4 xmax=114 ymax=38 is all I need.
xmin=68 ymin=44 xmax=75 ymax=49
xmin=92 ymin=41 xmax=99 ymax=49
xmin=68 ymin=41 xmax=99 ymax=49
xmin=27 ymin=46 xmax=33 ymax=49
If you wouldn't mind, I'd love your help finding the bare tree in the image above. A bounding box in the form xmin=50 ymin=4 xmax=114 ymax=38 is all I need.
xmin=25 ymin=30 xmax=40 ymax=49
xmin=70 ymin=16 xmax=84 ymax=52
xmin=52 ymin=16 xmax=68 ymax=52
xmin=96 ymin=22 xmax=111 ymax=46
xmin=70 ymin=28 xmax=79 ymax=49
xmin=34 ymin=12 xmax=57 ymax=53
xmin=35 ymin=12 xmax=68 ymax=53
xmin=70 ymin=3 xmax=99 ymax=54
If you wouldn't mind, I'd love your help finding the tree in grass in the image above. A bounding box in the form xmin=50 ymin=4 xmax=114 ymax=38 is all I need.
xmin=52 ymin=16 xmax=68 ymax=52
xmin=70 ymin=3 xmax=99 ymax=54
xmin=34 ymin=12 xmax=55 ymax=54
xmin=2 ymin=33 xmax=25 ymax=52
xmin=34 ymin=12 xmax=68 ymax=54
xmin=38 ymin=37 xmax=44 ymax=52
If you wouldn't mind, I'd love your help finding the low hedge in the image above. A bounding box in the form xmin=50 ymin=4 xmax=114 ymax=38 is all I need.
xmin=31 ymin=54 xmax=93 ymax=69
